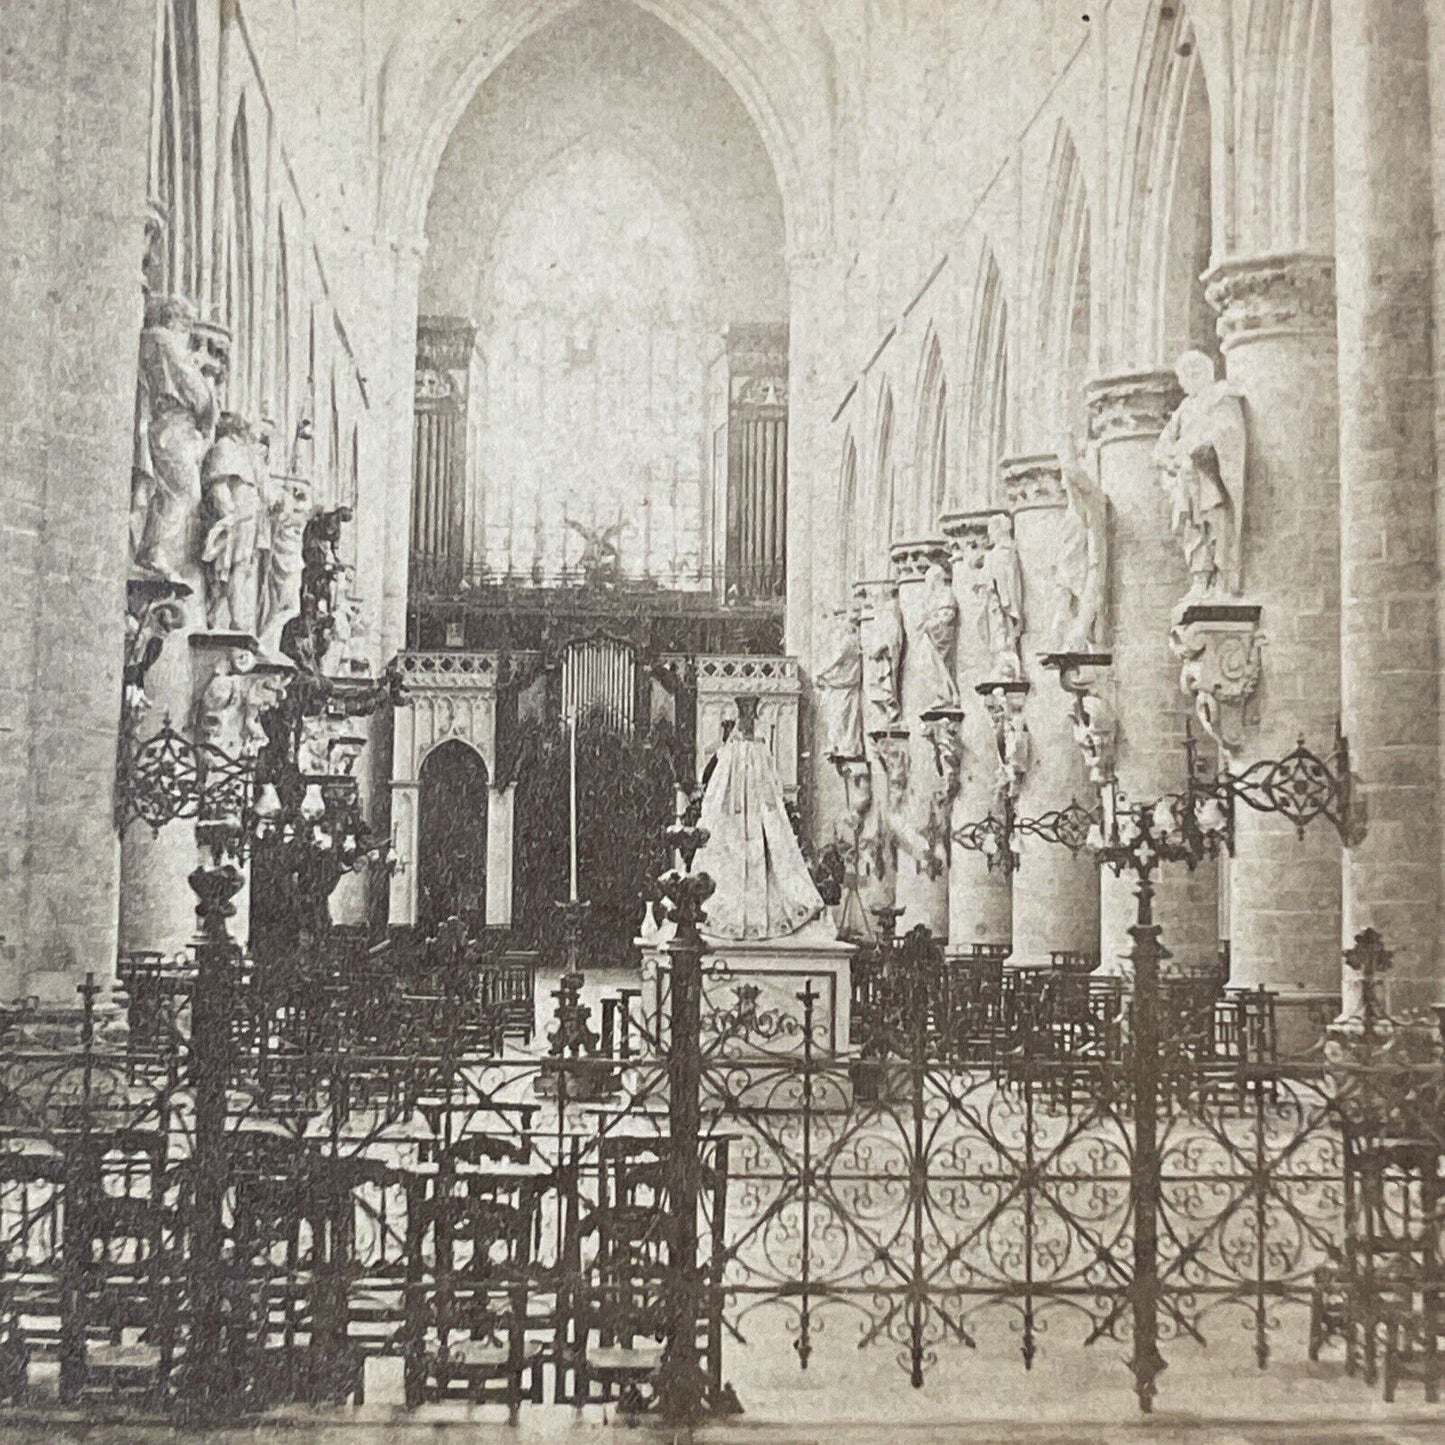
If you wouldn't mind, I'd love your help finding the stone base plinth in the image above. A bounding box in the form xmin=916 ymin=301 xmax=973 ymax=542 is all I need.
xmin=641 ymin=918 xmax=857 ymax=1107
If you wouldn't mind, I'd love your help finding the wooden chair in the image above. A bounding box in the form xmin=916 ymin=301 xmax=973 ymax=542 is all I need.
xmin=401 ymin=1158 xmax=549 ymax=1416
xmin=60 ymin=1130 xmax=180 ymax=1409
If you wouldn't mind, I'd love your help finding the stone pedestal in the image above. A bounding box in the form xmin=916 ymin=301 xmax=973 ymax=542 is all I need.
xmin=641 ymin=917 xmax=857 ymax=1105
xmin=1087 ymin=376 xmax=1218 ymax=976
xmin=1333 ymin=0 xmax=1442 ymax=1012
xmin=1005 ymin=458 xmax=1099 ymax=966
xmin=941 ymin=512 xmax=1013 ymax=950
xmin=1204 ymin=255 xmax=1342 ymax=1036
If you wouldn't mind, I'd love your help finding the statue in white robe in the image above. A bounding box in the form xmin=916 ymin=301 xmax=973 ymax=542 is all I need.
xmin=693 ymin=697 xmax=825 ymax=942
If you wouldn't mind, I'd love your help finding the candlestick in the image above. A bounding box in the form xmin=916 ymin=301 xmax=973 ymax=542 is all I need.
xmin=568 ymin=712 xmax=579 ymax=903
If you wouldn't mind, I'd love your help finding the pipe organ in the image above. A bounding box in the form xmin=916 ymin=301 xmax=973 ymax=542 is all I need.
xmin=721 ymin=324 xmax=788 ymax=603
xmin=411 ymin=316 xmax=478 ymax=589
xmin=562 ymin=637 xmax=639 ymax=736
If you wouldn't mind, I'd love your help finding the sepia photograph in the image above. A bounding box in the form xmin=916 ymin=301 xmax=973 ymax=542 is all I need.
xmin=2 ymin=0 xmax=1445 ymax=1440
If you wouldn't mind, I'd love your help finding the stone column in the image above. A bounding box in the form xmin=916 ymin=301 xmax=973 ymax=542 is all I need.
xmin=1004 ymin=457 xmax=1099 ymax=966
xmin=0 ymin=0 xmax=156 ymax=1002
xmin=1086 ymin=375 xmax=1218 ymax=976
xmin=1203 ymin=255 xmax=1343 ymax=1030
xmin=941 ymin=512 xmax=1013 ymax=949
xmin=1333 ymin=0 xmax=1441 ymax=1010
xmin=890 ymin=541 xmax=956 ymax=937
xmin=486 ymin=784 xmax=516 ymax=928
xmin=855 ymin=579 xmax=902 ymax=924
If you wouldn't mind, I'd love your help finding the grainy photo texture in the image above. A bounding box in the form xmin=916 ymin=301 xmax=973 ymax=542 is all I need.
xmin=2 ymin=2 xmax=1444 ymax=1442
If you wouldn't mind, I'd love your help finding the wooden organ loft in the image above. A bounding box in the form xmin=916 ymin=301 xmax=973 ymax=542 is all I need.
xmin=392 ymin=316 xmax=800 ymax=948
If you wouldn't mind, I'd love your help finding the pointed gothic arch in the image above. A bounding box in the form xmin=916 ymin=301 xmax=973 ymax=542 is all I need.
xmin=838 ymin=429 xmax=859 ymax=593
xmin=870 ymin=384 xmax=896 ymax=570
xmin=912 ymin=332 xmax=948 ymax=532
xmin=1030 ymin=124 xmax=1094 ymax=448
xmin=962 ymin=249 xmax=1009 ymax=507
xmin=1235 ymin=0 xmax=1334 ymax=253
xmin=1114 ymin=2 xmax=1215 ymax=363
xmin=148 ymin=0 xmax=202 ymax=301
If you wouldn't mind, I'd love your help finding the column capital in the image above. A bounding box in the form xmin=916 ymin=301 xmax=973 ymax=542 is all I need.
xmin=1000 ymin=454 xmax=1063 ymax=512
xmin=1085 ymin=371 xmax=1181 ymax=445
xmin=940 ymin=508 xmax=1009 ymax=566
xmin=1203 ymin=252 xmax=1336 ymax=352
xmin=889 ymin=538 xmax=952 ymax=583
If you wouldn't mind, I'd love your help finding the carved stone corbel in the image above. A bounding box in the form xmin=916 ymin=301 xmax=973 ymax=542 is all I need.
xmin=1169 ymin=603 xmax=1264 ymax=757
xmin=870 ymin=726 xmax=911 ymax=802
xmin=1041 ymin=651 xmax=1116 ymax=786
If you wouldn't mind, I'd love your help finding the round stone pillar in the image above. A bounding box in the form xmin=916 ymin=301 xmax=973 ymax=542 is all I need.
xmin=1004 ymin=457 xmax=1099 ymax=966
xmin=890 ymin=541 xmax=955 ymax=938
xmin=1086 ymin=375 xmax=1218 ymax=976
xmin=854 ymin=579 xmax=901 ymax=924
xmin=1203 ymin=255 xmax=1343 ymax=1030
xmin=941 ymin=511 xmax=1012 ymax=949
xmin=1333 ymin=0 xmax=1441 ymax=1011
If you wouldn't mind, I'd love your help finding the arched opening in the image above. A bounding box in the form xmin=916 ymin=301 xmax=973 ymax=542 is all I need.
xmin=914 ymin=334 xmax=948 ymax=529
xmin=963 ymin=249 xmax=1008 ymax=504
xmin=415 ymin=1 xmax=789 ymax=605
xmin=226 ymin=99 xmax=255 ymax=409
xmin=417 ymin=740 xmax=490 ymax=932
xmin=148 ymin=0 xmax=202 ymax=301
xmin=1032 ymin=127 xmax=1093 ymax=448
xmin=870 ymin=385 xmax=895 ymax=567
xmin=1236 ymin=0 xmax=1334 ymax=252
xmin=838 ymin=431 xmax=859 ymax=594
xmin=1116 ymin=2 xmax=1216 ymax=362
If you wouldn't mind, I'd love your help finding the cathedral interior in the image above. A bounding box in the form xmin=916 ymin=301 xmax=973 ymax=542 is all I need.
xmin=3 ymin=0 xmax=1445 ymax=1434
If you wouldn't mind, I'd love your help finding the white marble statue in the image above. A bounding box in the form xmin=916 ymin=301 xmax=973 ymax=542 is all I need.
xmin=1053 ymin=435 xmax=1108 ymax=651
xmin=862 ymin=584 xmax=905 ymax=730
xmin=133 ymin=296 xmax=217 ymax=582
xmin=975 ymin=513 xmax=1024 ymax=679
xmin=1071 ymin=691 xmax=1116 ymax=785
xmin=813 ymin=606 xmax=865 ymax=759
xmin=259 ymin=475 xmax=313 ymax=654
xmin=917 ymin=562 xmax=961 ymax=712
xmin=200 ymin=414 xmax=266 ymax=634
xmin=693 ymin=698 xmax=825 ymax=942
xmin=1153 ymin=349 xmax=1247 ymax=599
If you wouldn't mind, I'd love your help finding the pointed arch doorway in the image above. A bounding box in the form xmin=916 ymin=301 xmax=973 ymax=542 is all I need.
xmin=417 ymin=739 xmax=490 ymax=932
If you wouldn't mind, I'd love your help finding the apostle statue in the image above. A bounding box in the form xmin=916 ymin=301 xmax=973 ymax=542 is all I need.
xmin=258 ymin=475 xmax=313 ymax=655
xmin=200 ymin=414 xmax=266 ymax=634
xmin=813 ymin=605 xmax=865 ymax=760
xmin=917 ymin=563 xmax=961 ymax=713
xmin=692 ymin=697 xmax=825 ymax=942
xmin=133 ymin=295 xmax=217 ymax=582
xmin=975 ymin=512 xmax=1024 ymax=679
xmin=1052 ymin=434 xmax=1108 ymax=651
xmin=1153 ymin=349 xmax=1247 ymax=599
xmin=861 ymin=583 xmax=905 ymax=730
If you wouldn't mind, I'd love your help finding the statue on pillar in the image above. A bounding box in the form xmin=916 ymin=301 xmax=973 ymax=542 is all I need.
xmin=975 ymin=513 xmax=1024 ymax=679
xmin=917 ymin=563 xmax=961 ymax=712
xmin=200 ymin=414 xmax=266 ymax=634
xmin=133 ymin=296 xmax=217 ymax=582
xmin=862 ymin=584 xmax=905 ymax=730
xmin=258 ymin=475 xmax=313 ymax=655
xmin=193 ymin=654 xmax=252 ymax=757
xmin=1153 ymin=349 xmax=1247 ymax=599
xmin=1052 ymin=435 xmax=1108 ymax=651
xmin=813 ymin=606 xmax=865 ymax=760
